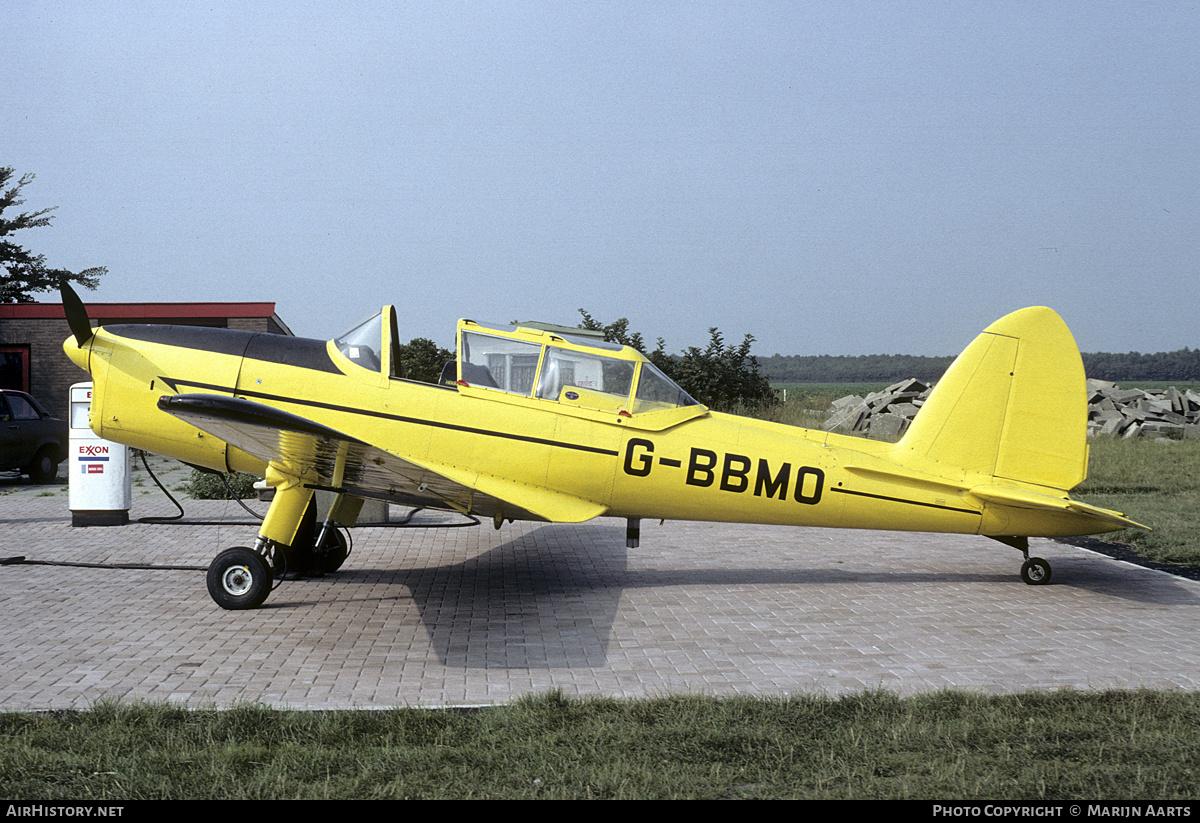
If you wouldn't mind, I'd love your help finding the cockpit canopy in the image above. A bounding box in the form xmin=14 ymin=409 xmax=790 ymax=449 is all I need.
xmin=459 ymin=321 xmax=700 ymax=416
xmin=333 ymin=311 xmax=701 ymax=419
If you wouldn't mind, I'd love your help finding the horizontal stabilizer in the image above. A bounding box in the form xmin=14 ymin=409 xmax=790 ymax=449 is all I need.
xmin=970 ymin=484 xmax=1150 ymax=532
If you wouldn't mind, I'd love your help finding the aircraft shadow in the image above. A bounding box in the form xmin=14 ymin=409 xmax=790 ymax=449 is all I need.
xmin=324 ymin=523 xmax=630 ymax=669
xmin=309 ymin=523 xmax=1200 ymax=670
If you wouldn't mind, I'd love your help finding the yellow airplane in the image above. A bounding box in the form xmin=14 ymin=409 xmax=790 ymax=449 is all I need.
xmin=60 ymin=284 xmax=1147 ymax=610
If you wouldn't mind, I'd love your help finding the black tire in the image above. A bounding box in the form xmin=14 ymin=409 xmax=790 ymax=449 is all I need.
xmin=26 ymin=448 xmax=57 ymax=484
xmin=1021 ymin=557 xmax=1052 ymax=586
xmin=207 ymin=548 xmax=272 ymax=610
xmin=314 ymin=529 xmax=349 ymax=573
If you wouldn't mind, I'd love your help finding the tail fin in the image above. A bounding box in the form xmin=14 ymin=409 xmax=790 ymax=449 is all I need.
xmin=896 ymin=306 xmax=1088 ymax=492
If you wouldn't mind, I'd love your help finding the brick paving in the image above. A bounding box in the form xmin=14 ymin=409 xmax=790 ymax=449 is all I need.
xmin=2 ymin=467 xmax=1199 ymax=710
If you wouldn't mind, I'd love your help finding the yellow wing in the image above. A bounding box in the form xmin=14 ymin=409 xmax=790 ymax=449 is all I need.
xmin=157 ymin=394 xmax=608 ymax=523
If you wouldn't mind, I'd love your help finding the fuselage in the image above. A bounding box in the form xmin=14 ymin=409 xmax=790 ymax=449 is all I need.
xmin=63 ymin=318 xmax=1129 ymax=541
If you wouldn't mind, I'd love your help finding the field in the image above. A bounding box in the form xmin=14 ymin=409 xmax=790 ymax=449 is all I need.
xmin=751 ymin=382 xmax=890 ymax=429
xmin=1073 ymin=437 xmax=1200 ymax=566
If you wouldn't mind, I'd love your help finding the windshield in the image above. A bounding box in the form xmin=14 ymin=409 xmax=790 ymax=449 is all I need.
xmin=334 ymin=311 xmax=384 ymax=371
xmin=334 ymin=309 xmax=402 ymax=377
xmin=632 ymin=362 xmax=699 ymax=413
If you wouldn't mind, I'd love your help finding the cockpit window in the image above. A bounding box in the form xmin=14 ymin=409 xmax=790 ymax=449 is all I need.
xmin=334 ymin=312 xmax=384 ymax=372
xmin=460 ymin=331 xmax=541 ymax=394
xmin=334 ymin=309 xmax=402 ymax=377
xmin=536 ymin=346 xmax=635 ymax=411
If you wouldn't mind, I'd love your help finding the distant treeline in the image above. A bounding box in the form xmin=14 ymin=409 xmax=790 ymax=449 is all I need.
xmin=762 ymin=348 xmax=1200 ymax=384
xmin=1081 ymin=349 xmax=1200 ymax=382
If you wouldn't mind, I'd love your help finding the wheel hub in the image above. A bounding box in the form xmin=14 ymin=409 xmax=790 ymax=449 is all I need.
xmin=221 ymin=565 xmax=254 ymax=596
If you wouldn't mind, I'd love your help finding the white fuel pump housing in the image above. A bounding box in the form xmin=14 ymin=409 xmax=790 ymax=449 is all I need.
xmin=68 ymin=382 xmax=132 ymax=526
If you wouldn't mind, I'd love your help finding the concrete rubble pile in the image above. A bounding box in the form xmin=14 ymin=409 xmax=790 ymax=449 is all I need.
xmin=823 ymin=378 xmax=1200 ymax=440
xmin=1085 ymin=379 xmax=1200 ymax=439
xmin=822 ymin=378 xmax=932 ymax=440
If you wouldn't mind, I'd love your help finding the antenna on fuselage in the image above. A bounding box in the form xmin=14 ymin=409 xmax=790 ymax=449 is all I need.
xmin=59 ymin=280 xmax=94 ymax=347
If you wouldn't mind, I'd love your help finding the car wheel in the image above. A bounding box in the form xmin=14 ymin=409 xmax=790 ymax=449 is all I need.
xmin=26 ymin=448 xmax=58 ymax=484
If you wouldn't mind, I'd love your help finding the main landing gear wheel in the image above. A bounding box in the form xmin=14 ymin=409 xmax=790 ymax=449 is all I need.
xmin=1021 ymin=557 xmax=1052 ymax=586
xmin=207 ymin=547 xmax=272 ymax=610
xmin=314 ymin=529 xmax=349 ymax=573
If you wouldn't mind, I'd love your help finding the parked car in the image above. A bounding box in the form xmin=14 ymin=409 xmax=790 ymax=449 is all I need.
xmin=0 ymin=390 xmax=68 ymax=483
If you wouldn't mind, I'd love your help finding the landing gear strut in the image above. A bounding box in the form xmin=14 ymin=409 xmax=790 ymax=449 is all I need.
xmin=206 ymin=465 xmax=314 ymax=610
xmin=205 ymin=467 xmax=360 ymax=609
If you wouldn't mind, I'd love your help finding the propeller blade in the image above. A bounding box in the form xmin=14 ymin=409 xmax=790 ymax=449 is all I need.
xmin=60 ymin=280 xmax=93 ymax=347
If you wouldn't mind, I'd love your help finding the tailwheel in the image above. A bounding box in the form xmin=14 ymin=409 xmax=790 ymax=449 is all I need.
xmin=207 ymin=547 xmax=272 ymax=610
xmin=1020 ymin=557 xmax=1052 ymax=586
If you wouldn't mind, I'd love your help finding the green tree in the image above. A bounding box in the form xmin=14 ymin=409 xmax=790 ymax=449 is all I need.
xmin=577 ymin=309 xmax=776 ymax=411
xmin=576 ymin=308 xmax=646 ymax=352
xmin=1 ymin=167 xmax=106 ymax=302
xmin=398 ymin=337 xmax=454 ymax=384
xmin=672 ymin=328 xmax=776 ymax=410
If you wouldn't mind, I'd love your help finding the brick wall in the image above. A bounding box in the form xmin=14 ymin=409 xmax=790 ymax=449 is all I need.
xmin=0 ymin=317 xmax=81 ymax=417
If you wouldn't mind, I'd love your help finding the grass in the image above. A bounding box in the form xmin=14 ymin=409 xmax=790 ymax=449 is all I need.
xmin=1074 ymin=437 xmax=1200 ymax=566
xmin=2 ymin=690 xmax=1199 ymax=799
xmin=735 ymin=382 xmax=887 ymax=430
xmin=1105 ymin=380 xmax=1200 ymax=393
xmin=770 ymin=381 xmax=893 ymax=399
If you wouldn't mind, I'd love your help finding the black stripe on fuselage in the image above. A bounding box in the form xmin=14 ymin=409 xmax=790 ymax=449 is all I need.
xmin=108 ymin=325 xmax=341 ymax=374
xmin=830 ymin=486 xmax=979 ymax=516
xmin=160 ymin=378 xmax=621 ymax=457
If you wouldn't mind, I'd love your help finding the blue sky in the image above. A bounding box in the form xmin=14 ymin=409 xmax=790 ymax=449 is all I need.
xmin=5 ymin=2 xmax=1197 ymax=357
